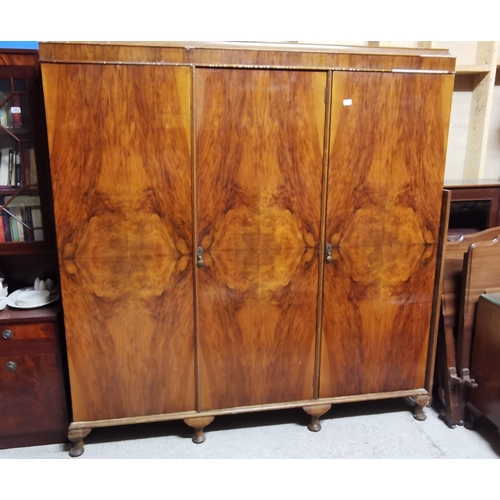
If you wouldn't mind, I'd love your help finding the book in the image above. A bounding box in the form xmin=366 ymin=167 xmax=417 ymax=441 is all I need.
xmin=0 ymin=107 xmax=8 ymax=127
xmin=14 ymin=207 xmax=24 ymax=242
xmin=0 ymin=213 xmax=5 ymax=242
xmin=21 ymin=207 xmax=29 ymax=241
xmin=9 ymin=213 xmax=18 ymax=241
xmin=1 ymin=208 xmax=11 ymax=241
xmin=31 ymin=207 xmax=43 ymax=241
xmin=0 ymin=148 xmax=9 ymax=186
xmin=0 ymin=93 xmax=11 ymax=127
xmin=8 ymin=149 xmax=14 ymax=186
xmin=10 ymin=94 xmax=21 ymax=129
xmin=15 ymin=151 xmax=22 ymax=187
xmin=29 ymin=148 xmax=38 ymax=185
xmin=24 ymin=206 xmax=34 ymax=241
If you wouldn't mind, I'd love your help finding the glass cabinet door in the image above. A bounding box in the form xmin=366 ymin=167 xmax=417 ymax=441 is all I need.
xmin=0 ymin=75 xmax=43 ymax=243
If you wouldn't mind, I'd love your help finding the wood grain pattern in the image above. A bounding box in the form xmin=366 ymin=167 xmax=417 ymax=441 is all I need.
xmin=195 ymin=69 xmax=326 ymax=410
xmin=0 ymin=351 xmax=67 ymax=448
xmin=320 ymin=72 xmax=454 ymax=398
xmin=429 ymin=191 xmax=462 ymax=426
xmin=457 ymin=237 xmax=500 ymax=373
xmin=425 ymin=190 xmax=451 ymax=393
xmin=38 ymin=42 xmax=455 ymax=73
xmin=0 ymin=304 xmax=60 ymax=323
xmin=41 ymin=64 xmax=195 ymax=421
xmin=0 ymin=321 xmax=56 ymax=341
xmin=442 ymin=227 xmax=500 ymax=344
xmin=0 ymin=51 xmax=37 ymax=66
xmin=468 ymin=294 xmax=500 ymax=429
xmin=438 ymin=227 xmax=500 ymax=425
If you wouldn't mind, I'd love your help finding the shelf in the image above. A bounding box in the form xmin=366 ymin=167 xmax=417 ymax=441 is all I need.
xmin=455 ymin=64 xmax=492 ymax=75
xmin=0 ymin=304 xmax=60 ymax=323
xmin=445 ymin=179 xmax=500 ymax=189
xmin=0 ymin=186 xmax=39 ymax=195
xmin=0 ymin=126 xmax=32 ymax=138
xmin=0 ymin=241 xmax=54 ymax=256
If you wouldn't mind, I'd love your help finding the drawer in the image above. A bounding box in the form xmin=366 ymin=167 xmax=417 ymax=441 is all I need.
xmin=0 ymin=352 xmax=67 ymax=442
xmin=0 ymin=322 xmax=56 ymax=342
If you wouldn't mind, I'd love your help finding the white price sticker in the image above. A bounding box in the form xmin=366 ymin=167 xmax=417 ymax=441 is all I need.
xmin=342 ymin=99 xmax=352 ymax=106
xmin=11 ymin=107 xmax=21 ymax=114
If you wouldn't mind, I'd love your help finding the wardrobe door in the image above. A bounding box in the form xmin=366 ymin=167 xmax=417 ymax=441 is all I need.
xmin=42 ymin=64 xmax=195 ymax=420
xmin=195 ymin=69 xmax=326 ymax=410
xmin=320 ymin=71 xmax=454 ymax=398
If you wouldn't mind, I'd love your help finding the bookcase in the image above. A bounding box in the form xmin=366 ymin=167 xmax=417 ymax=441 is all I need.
xmin=0 ymin=49 xmax=68 ymax=449
xmin=0 ymin=49 xmax=58 ymax=284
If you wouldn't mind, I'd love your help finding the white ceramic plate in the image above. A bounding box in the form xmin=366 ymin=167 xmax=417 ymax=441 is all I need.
xmin=16 ymin=290 xmax=50 ymax=306
xmin=7 ymin=288 xmax=60 ymax=309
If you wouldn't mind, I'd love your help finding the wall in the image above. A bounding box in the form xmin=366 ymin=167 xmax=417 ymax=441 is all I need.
xmin=0 ymin=42 xmax=38 ymax=49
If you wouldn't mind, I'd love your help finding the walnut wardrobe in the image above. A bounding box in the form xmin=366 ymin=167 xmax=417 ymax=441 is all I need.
xmin=38 ymin=42 xmax=455 ymax=456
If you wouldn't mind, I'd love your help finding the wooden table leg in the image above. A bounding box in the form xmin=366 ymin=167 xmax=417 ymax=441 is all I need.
xmin=303 ymin=404 xmax=332 ymax=432
xmin=68 ymin=428 xmax=92 ymax=457
xmin=184 ymin=416 xmax=214 ymax=444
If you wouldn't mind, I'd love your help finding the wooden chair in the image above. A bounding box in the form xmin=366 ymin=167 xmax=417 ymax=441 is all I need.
xmin=437 ymin=227 xmax=500 ymax=427
xmin=457 ymin=236 xmax=500 ymax=424
xmin=467 ymin=293 xmax=500 ymax=431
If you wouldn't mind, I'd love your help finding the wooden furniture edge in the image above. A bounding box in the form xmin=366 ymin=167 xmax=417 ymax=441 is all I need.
xmin=68 ymin=388 xmax=429 ymax=430
xmin=457 ymin=236 xmax=500 ymax=372
xmin=444 ymin=179 xmax=500 ymax=189
xmin=0 ymin=49 xmax=39 ymax=67
xmin=38 ymin=42 xmax=455 ymax=72
xmin=425 ymin=190 xmax=451 ymax=392
xmin=38 ymin=41 xmax=453 ymax=56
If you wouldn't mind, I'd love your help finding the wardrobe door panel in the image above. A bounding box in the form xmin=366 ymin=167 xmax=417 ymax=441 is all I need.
xmin=42 ymin=64 xmax=195 ymax=420
xmin=196 ymin=69 xmax=326 ymax=410
xmin=320 ymin=71 xmax=454 ymax=398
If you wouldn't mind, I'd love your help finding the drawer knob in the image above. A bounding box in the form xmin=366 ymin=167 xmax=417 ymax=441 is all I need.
xmin=2 ymin=329 xmax=13 ymax=340
xmin=6 ymin=361 xmax=17 ymax=371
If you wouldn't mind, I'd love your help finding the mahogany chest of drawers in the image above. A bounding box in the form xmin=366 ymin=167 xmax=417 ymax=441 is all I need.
xmin=0 ymin=305 xmax=68 ymax=449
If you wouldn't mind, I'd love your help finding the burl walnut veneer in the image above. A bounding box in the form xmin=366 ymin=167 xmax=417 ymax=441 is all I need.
xmin=38 ymin=42 xmax=455 ymax=456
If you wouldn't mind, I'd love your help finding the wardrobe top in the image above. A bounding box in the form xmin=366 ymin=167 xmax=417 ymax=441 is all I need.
xmin=38 ymin=41 xmax=455 ymax=73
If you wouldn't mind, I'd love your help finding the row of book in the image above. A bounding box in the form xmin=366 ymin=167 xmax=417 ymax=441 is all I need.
xmin=0 ymin=148 xmax=37 ymax=187
xmin=0 ymin=195 xmax=43 ymax=242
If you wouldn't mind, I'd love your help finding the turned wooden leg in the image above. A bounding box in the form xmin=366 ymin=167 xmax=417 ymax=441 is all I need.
xmin=68 ymin=428 xmax=92 ymax=458
xmin=303 ymin=404 xmax=331 ymax=432
xmin=464 ymin=402 xmax=481 ymax=430
xmin=184 ymin=416 xmax=214 ymax=444
xmin=413 ymin=395 xmax=430 ymax=421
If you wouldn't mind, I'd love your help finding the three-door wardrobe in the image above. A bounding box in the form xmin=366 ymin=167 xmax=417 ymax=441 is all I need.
xmin=38 ymin=41 xmax=455 ymax=456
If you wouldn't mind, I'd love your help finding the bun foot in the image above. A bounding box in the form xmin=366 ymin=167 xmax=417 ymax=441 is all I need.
xmin=184 ymin=416 xmax=214 ymax=444
xmin=412 ymin=395 xmax=430 ymax=421
xmin=303 ymin=404 xmax=331 ymax=432
xmin=68 ymin=428 xmax=91 ymax=457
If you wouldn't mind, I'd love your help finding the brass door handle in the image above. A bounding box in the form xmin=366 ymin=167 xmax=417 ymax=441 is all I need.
xmin=197 ymin=247 xmax=204 ymax=268
xmin=325 ymin=244 xmax=333 ymax=263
